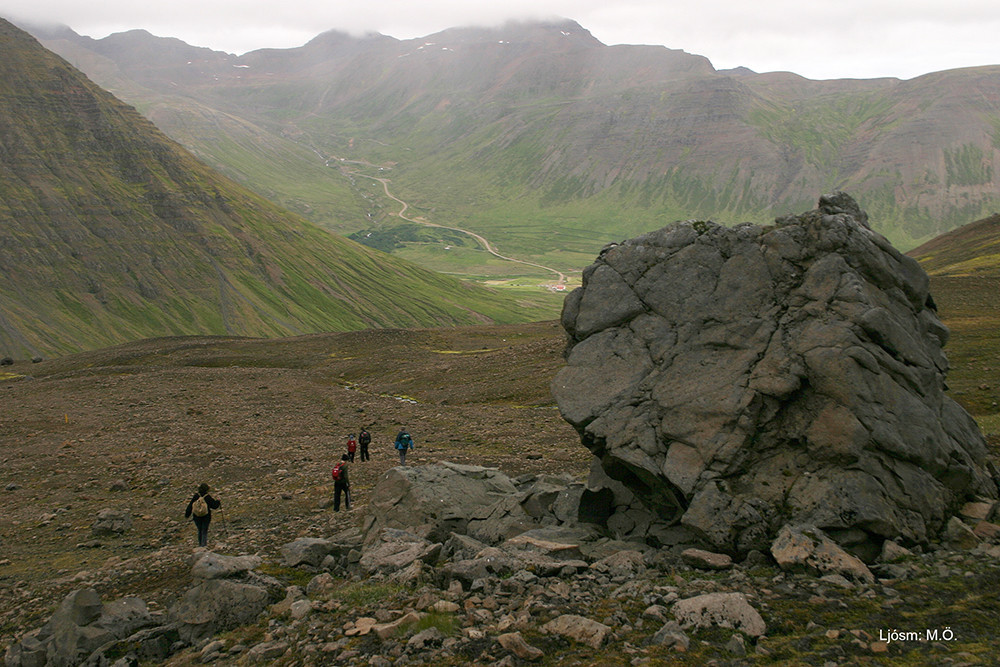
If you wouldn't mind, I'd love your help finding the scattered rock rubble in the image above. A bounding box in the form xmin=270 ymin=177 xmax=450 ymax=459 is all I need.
xmin=7 ymin=462 xmax=1000 ymax=666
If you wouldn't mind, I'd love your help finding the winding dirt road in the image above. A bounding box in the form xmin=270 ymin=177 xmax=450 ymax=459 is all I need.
xmin=361 ymin=173 xmax=568 ymax=285
xmin=317 ymin=149 xmax=567 ymax=286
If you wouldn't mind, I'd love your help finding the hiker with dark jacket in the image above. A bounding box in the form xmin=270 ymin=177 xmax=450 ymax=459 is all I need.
xmin=358 ymin=427 xmax=371 ymax=462
xmin=184 ymin=482 xmax=221 ymax=547
xmin=394 ymin=428 xmax=414 ymax=466
xmin=332 ymin=454 xmax=351 ymax=512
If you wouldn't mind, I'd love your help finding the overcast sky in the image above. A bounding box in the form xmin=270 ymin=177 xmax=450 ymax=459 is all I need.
xmin=3 ymin=0 xmax=1000 ymax=80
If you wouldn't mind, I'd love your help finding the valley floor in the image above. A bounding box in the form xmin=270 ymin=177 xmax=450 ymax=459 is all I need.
xmin=2 ymin=313 xmax=999 ymax=665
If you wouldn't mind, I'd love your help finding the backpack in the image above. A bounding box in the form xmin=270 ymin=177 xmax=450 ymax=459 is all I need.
xmin=359 ymin=431 xmax=371 ymax=446
xmin=331 ymin=463 xmax=344 ymax=481
xmin=192 ymin=495 xmax=209 ymax=517
xmin=347 ymin=438 xmax=357 ymax=453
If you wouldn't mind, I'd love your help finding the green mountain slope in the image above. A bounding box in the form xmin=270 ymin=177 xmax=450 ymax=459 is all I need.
xmin=27 ymin=19 xmax=1000 ymax=277
xmin=908 ymin=213 xmax=1000 ymax=277
xmin=0 ymin=20 xmax=550 ymax=358
xmin=908 ymin=215 xmax=1000 ymax=420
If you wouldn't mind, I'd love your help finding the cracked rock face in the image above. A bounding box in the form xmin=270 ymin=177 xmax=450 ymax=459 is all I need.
xmin=553 ymin=193 xmax=997 ymax=556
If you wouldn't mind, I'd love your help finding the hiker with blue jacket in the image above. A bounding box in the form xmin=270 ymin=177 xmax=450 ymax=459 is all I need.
xmin=394 ymin=428 xmax=414 ymax=466
xmin=184 ymin=482 xmax=221 ymax=547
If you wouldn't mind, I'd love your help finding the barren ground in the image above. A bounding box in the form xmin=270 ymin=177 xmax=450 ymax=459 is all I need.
xmin=0 ymin=321 xmax=588 ymax=643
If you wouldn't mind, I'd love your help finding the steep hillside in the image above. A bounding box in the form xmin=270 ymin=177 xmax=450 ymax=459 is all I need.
xmin=26 ymin=19 xmax=1000 ymax=276
xmin=909 ymin=213 xmax=1000 ymax=277
xmin=0 ymin=20 xmax=551 ymax=359
xmin=909 ymin=215 xmax=1000 ymax=420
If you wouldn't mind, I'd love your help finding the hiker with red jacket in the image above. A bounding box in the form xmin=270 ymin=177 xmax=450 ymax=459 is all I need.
xmin=331 ymin=454 xmax=351 ymax=512
xmin=346 ymin=434 xmax=357 ymax=462
xmin=184 ymin=482 xmax=221 ymax=547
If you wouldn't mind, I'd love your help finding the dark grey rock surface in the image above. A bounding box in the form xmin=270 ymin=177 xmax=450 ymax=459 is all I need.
xmin=553 ymin=193 xmax=998 ymax=556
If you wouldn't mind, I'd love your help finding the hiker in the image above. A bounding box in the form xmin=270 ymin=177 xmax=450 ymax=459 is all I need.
xmin=184 ymin=482 xmax=221 ymax=547
xmin=394 ymin=428 xmax=414 ymax=466
xmin=331 ymin=454 xmax=351 ymax=511
xmin=346 ymin=434 xmax=357 ymax=462
xmin=358 ymin=427 xmax=371 ymax=462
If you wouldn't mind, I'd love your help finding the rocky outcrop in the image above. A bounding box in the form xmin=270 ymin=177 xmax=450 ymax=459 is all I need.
xmin=169 ymin=551 xmax=283 ymax=644
xmin=366 ymin=461 xmax=585 ymax=546
xmin=553 ymin=193 xmax=999 ymax=557
xmin=3 ymin=588 xmax=159 ymax=667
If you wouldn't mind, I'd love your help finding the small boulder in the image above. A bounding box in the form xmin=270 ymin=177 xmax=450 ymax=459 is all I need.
xmin=373 ymin=612 xmax=422 ymax=640
xmin=590 ymin=549 xmax=646 ymax=577
xmin=770 ymin=524 xmax=875 ymax=584
xmin=959 ymin=501 xmax=995 ymax=522
xmin=280 ymin=537 xmax=336 ymax=567
xmin=943 ymin=516 xmax=980 ymax=550
xmin=681 ymin=548 xmax=733 ymax=570
xmin=359 ymin=529 xmax=441 ymax=574
xmin=673 ymin=592 xmax=766 ymax=638
xmin=190 ymin=552 xmax=262 ymax=580
xmin=879 ymin=539 xmax=913 ymax=563
xmin=542 ymin=614 xmax=611 ymax=649
xmin=497 ymin=631 xmax=544 ymax=661
xmin=650 ymin=620 xmax=690 ymax=650
xmin=91 ymin=509 xmax=132 ymax=537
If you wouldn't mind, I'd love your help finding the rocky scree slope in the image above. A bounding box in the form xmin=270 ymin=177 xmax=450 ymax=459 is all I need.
xmin=8 ymin=460 xmax=1000 ymax=666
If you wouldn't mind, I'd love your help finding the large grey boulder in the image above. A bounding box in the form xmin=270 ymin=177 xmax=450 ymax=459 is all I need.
xmin=672 ymin=592 xmax=766 ymax=637
xmin=553 ymin=193 xmax=998 ymax=557
xmin=280 ymin=538 xmax=338 ymax=568
xmin=770 ymin=524 xmax=875 ymax=584
xmin=169 ymin=551 xmax=283 ymax=644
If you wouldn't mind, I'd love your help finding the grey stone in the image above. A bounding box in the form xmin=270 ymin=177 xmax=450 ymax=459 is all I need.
xmin=280 ymin=537 xmax=336 ymax=567
xmin=5 ymin=589 xmax=156 ymax=667
xmin=359 ymin=529 xmax=441 ymax=574
xmin=770 ymin=524 xmax=875 ymax=584
xmin=366 ymin=461 xmax=519 ymax=543
xmin=681 ymin=548 xmax=733 ymax=570
xmin=497 ymin=631 xmax=544 ymax=661
xmin=553 ymin=193 xmax=997 ymax=555
xmin=650 ymin=620 xmax=690 ymax=650
xmin=943 ymin=516 xmax=980 ymax=550
xmin=673 ymin=592 xmax=766 ymax=637
xmin=542 ymin=614 xmax=611 ymax=649
xmin=243 ymin=641 xmax=288 ymax=663
xmin=190 ymin=552 xmax=262 ymax=580
xmin=91 ymin=509 xmax=132 ymax=537
xmin=169 ymin=579 xmax=275 ymax=644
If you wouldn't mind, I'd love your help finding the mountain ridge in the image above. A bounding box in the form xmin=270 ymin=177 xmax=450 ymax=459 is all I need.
xmin=0 ymin=19 xmax=550 ymax=358
xmin=19 ymin=18 xmax=1000 ymax=276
